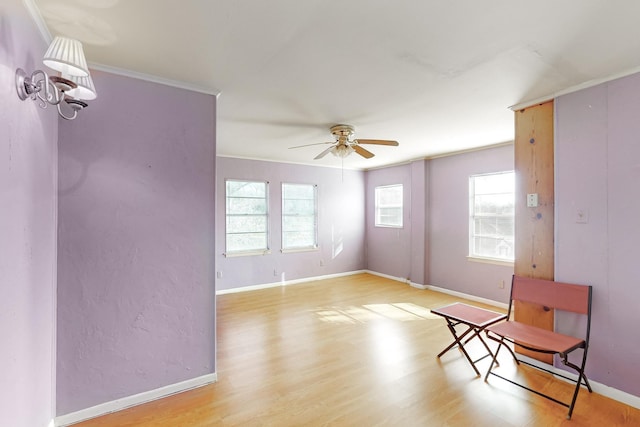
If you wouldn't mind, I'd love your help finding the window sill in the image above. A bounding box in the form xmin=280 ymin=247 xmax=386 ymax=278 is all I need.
xmin=281 ymin=247 xmax=319 ymax=254
xmin=224 ymin=250 xmax=271 ymax=258
xmin=467 ymin=256 xmax=514 ymax=267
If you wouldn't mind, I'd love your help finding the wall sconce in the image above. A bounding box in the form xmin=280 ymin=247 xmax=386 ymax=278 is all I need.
xmin=15 ymin=36 xmax=97 ymax=120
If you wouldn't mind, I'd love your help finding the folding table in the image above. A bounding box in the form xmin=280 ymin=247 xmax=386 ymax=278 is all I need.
xmin=431 ymin=302 xmax=507 ymax=376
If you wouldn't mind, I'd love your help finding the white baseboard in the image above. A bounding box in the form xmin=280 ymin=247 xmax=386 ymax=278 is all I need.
xmin=216 ymin=270 xmax=366 ymax=295
xmin=364 ymin=269 xmax=412 ymax=285
xmin=425 ymin=283 xmax=509 ymax=310
xmin=55 ymin=373 xmax=217 ymax=426
xmin=361 ymin=271 xmax=427 ymax=290
xmin=515 ymin=355 xmax=640 ymax=409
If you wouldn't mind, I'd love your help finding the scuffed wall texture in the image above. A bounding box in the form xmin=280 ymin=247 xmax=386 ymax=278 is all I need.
xmin=56 ymin=72 xmax=216 ymax=415
xmin=215 ymin=158 xmax=365 ymax=290
xmin=428 ymin=145 xmax=514 ymax=303
xmin=0 ymin=1 xmax=58 ymax=426
xmin=556 ymin=73 xmax=640 ymax=397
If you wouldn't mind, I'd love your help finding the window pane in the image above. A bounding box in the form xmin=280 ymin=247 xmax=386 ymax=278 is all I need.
xmin=227 ymin=216 xmax=267 ymax=233
xmin=226 ymin=198 xmax=267 ymax=215
xmin=283 ymin=199 xmax=314 ymax=215
xmin=227 ymin=233 xmax=268 ymax=253
xmin=283 ymin=215 xmax=315 ymax=232
xmin=283 ymin=231 xmax=315 ymax=248
xmin=283 ymin=184 xmax=315 ymax=199
xmin=227 ymin=180 xmax=266 ymax=198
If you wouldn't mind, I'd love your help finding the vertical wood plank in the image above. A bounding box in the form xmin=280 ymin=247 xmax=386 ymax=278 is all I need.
xmin=513 ymin=101 xmax=554 ymax=363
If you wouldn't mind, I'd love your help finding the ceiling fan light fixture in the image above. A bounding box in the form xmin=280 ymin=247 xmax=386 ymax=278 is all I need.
xmin=331 ymin=145 xmax=354 ymax=158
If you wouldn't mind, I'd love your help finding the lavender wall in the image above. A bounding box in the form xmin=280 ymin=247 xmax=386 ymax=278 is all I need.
xmin=215 ymin=158 xmax=365 ymax=290
xmin=365 ymin=161 xmax=428 ymax=284
xmin=56 ymin=72 xmax=216 ymax=414
xmin=556 ymin=73 xmax=640 ymax=397
xmin=429 ymin=145 xmax=514 ymax=302
xmin=0 ymin=1 xmax=58 ymax=425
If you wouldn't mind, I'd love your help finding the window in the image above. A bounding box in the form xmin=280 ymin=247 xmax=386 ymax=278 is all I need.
xmin=469 ymin=171 xmax=515 ymax=262
xmin=282 ymin=183 xmax=318 ymax=251
xmin=225 ymin=180 xmax=269 ymax=255
xmin=375 ymin=184 xmax=403 ymax=227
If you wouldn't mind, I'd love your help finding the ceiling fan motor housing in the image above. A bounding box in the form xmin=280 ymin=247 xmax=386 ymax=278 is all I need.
xmin=330 ymin=124 xmax=355 ymax=142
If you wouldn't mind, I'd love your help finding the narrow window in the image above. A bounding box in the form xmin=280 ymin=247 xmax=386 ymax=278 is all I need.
xmin=225 ymin=179 xmax=269 ymax=255
xmin=375 ymin=184 xmax=403 ymax=228
xmin=469 ymin=171 xmax=515 ymax=262
xmin=282 ymin=183 xmax=318 ymax=251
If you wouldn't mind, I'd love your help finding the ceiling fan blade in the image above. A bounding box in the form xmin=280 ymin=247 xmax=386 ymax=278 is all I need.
xmin=314 ymin=146 xmax=335 ymax=159
xmin=355 ymin=139 xmax=399 ymax=146
xmin=353 ymin=145 xmax=375 ymax=159
xmin=289 ymin=141 xmax=333 ymax=149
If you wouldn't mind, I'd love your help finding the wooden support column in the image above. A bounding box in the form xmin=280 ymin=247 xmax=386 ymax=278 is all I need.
xmin=513 ymin=101 xmax=554 ymax=363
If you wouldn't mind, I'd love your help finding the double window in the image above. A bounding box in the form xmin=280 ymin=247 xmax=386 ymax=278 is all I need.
xmin=225 ymin=180 xmax=318 ymax=255
xmin=468 ymin=171 xmax=515 ymax=262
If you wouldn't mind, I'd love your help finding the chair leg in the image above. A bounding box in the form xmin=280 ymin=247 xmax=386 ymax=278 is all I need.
xmin=498 ymin=339 xmax=520 ymax=365
xmin=484 ymin=338 xmax=503 ymax=381
xmin=565 ymin=350 xmax=591 ymax=419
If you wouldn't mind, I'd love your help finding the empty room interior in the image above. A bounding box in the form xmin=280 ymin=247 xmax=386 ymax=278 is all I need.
xmin=3 ymin=0 xmax=640 ymax=426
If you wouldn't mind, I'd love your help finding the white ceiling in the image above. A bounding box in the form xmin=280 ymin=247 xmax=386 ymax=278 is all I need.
xmin=31 ymin=0 xmax=640 ymax=169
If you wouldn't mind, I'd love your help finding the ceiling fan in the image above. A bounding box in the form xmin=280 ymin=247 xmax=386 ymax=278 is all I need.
xmin=290 ymin=124 xmax=399 ymax=160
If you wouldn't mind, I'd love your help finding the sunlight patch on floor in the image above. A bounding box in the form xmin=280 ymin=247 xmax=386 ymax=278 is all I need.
xmin=314 ymin=303 xmax=441 ymax=324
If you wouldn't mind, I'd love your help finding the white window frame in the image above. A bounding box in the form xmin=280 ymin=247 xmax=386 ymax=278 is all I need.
xmin=468 ymin=171 xmax=515 ymax=264
xmin=375 ymin=184 xmax=403 ymax=228
xmin=225 ymin=179 xmax=270 ymax=257
xmin=281 ymin=182 xmax=318 ymax=252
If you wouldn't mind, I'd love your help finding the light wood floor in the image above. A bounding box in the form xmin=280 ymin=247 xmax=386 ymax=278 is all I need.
xmin=72 ymin=273 xmax=639 ymax=426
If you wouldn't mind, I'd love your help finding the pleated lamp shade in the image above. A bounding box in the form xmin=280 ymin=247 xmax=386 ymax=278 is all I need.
xmin=66 ymin=73 xmax=98 ymax=100
xmin=43 ymin=36 xmax=89 ymax=77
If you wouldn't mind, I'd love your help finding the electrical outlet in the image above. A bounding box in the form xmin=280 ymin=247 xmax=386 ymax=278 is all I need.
xmin=527 ymin=193 xmax=538 ymax=207
xmin=273 ymin=268 xmax=278 ymax=276
xmin=499 ymin=279 xmax=505 ymax=289
xmin=216 ymin=271 xmax=222 ymax=279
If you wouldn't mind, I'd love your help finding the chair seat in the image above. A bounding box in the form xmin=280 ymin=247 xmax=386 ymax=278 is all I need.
xmin=486 ymin=321 xmax=585 ymax=354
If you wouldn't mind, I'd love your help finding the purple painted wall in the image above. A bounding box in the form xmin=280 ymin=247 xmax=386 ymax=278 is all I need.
xmin=410 ymin=160 xmax=429 ymax=286
xmin=556 ymin=73 xmax=640 ymax=397
xmin=56 ymin=72 xmax=216 ymax=414
xmin=215 ymin=158 xmax=365 ymax=290
xmin=429 ymin=145 xmax=514 ymax=302
xmin=0 ymin=1 xmax=58 ymax=425
xmin=365 ymin=161 xmax=428 ymax=284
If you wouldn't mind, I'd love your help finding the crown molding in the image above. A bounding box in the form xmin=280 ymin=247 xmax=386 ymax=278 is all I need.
xmin=511 ymin=64 xmax=640 ymax=111
xmin=89 ymin=62 xmax=220 ymax=96
xmin=23 ymin=0 xmax=52 ymax=43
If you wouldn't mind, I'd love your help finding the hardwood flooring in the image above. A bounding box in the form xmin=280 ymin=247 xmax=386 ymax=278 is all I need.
xmin=71 ymin=273 xmax=640 ymax=426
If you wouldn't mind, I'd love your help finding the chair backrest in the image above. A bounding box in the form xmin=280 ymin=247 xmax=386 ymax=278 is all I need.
xmin=510 ymin=275 xmax=592 ymax=315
